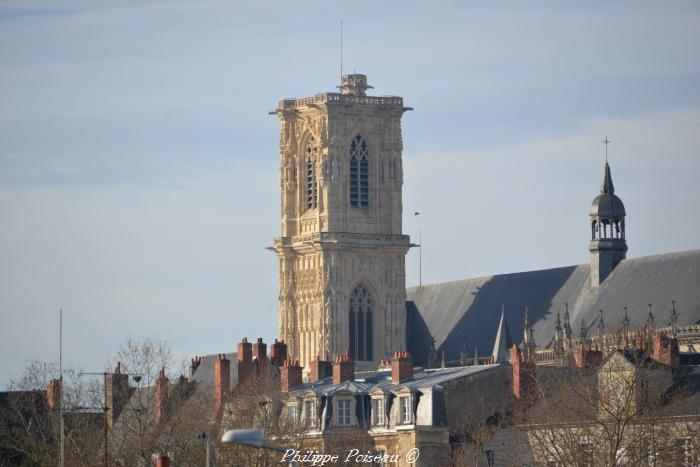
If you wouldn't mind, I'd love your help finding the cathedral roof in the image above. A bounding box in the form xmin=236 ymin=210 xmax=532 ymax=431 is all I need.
xmin=406 ymin=248 xmax=700 ymax=365
xmin=590 ymin=162 xmax=626 ymax=217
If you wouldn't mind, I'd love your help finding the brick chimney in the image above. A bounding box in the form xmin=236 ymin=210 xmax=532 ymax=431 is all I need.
xmin=156 ymin=454 xmax=171 ymax=467
xmin=252 ymin=338 xmax=268 ymax=378
xmin=237 ymin=337 xmax=253 ymax=389
xmin=309 ymin=356 xmax=333 ymax=382
xmin=333 ymin=351 xmax=355 ymax=385
xmin=214 ymin=354 xmax=230 ymax=415
xmin=189 ymin=356 xmax=202 ymax=381
xmin=271 ymin=339 xmax=288 ymax=367
xmin=280 ymin=359 xmax=303 ymax=392
xmin=510 ymin=345 xmax=536 ymax=402
xmin=652 ymin=332 xmax=679 ymax=368
xmin=154 ymin=366 xmax=168 ymax=424
xmin=391 ymin=351 xmax=413 ymax=384
xmin=46 ymin=378 xmax=60 ymax=410
xmin=105 ymin=362 xmax=130 ymax=427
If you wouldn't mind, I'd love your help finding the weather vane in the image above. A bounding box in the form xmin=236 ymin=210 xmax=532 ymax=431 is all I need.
xmin=601 ymin=136 xmax=611 ymax=162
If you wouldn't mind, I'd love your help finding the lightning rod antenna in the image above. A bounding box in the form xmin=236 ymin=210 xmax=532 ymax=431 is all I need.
xmin=340 ymin=20 xmax=343 ymax=86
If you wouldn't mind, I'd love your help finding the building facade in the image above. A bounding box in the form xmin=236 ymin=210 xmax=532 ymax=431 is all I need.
xmin=270 ymin=74 xmax=412 ymax=371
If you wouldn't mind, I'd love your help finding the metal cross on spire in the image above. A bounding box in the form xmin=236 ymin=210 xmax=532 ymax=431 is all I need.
xmin=601 ymin=136 xmax=611 ymax=162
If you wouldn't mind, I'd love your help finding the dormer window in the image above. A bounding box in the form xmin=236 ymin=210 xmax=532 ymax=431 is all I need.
xmin=373 ymin=397 xmax=384 ymax=426
xmin=287 ymin=404 xmax=298 ymax=428
xmin=337 ymin=399 xmax=352 ymax=426
xmin=399 ymin=396 xmax=411 ymax=424
xmin=304 ymin=399 xmax=316 ymax=427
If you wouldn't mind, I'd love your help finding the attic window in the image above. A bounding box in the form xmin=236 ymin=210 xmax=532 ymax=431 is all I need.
xmin=304 ymin=400 xmax=316 ymax=427
xmin=373 ymin=398 xmax=384 ymax=425
xmin=337 ymin=399 xmax=351 ymax=426
xmin=399 ymin=396 xmax=410 ymax=424
xmin=287 ymin=405 xmax=298 ymax=427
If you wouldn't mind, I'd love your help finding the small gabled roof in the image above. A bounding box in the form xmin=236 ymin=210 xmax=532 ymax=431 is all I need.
xmin=600 ymin=348 xmax=668 ymax=371
xmin=323 ymin=380 xmax=372 ymax=396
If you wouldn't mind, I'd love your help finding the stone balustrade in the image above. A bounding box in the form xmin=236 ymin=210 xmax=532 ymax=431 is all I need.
xmin=279 ymin=92 xmax=403 ymax=110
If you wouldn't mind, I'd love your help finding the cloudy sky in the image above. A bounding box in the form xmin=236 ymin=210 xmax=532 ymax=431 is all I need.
xmin=1 ymin=1 xmax=699 ymax=387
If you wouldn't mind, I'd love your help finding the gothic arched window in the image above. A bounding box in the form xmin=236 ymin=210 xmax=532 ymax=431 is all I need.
xmin=349 ymin=135 xmax=369 ymax=208
xmin=349 ymin=284 xmax=373 ymax=361
xmin=305 ymin=136 xmax=318 ymax=210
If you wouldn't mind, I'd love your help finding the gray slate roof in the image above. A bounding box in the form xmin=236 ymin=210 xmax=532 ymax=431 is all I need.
xmin=406 ymin=249 xmax=700 ymax=365
xmin=190 ymin=352 xmax=237 ymax=388
xmin=289 ymin=364 xmax=500 ymax=396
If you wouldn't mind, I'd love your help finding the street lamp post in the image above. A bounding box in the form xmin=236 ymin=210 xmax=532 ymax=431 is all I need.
xmin=414 ymin=211 xmax=422 ymax=286
xmin=221 ymin=429 xmax=297 ymax=467
xmin=197 ymin=432 xmax=212 ymax=467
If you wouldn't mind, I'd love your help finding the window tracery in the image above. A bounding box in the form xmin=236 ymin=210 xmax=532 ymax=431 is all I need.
xmin=349 ymin=135 xmax=369 ymax=208
xmin=305 ymin=136 xmax=318 ymax=210
xmin=349 ymin=284 xmax=373 ymax=360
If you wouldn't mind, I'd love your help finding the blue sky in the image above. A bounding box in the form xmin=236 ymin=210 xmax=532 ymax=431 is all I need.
xmin=1 ymin=1 xmax=699 ymax=387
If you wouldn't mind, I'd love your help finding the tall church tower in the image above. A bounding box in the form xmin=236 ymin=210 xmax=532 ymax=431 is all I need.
xmin=270 ymin=74 xmax=412 ymax=371
xmin=589 ymin=161 xmax=627 ymax=287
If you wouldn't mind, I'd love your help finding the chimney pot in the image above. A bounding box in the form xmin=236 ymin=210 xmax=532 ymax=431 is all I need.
xmin=333 ymin=351 xmax=355 ymax=384
xmin=214 ymin=354 xmax=230 ymax=415
xmin=46 ymin=378 xmax=61 ymax=410
xmin=391 ymin=351 xmax=413 ymax=384
xmin=280 ymin=359 xmax=303 ymax=392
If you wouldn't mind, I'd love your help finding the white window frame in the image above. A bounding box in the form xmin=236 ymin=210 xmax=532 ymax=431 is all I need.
xmin=304 ymin=399 xmax=316 ymax=427
xmin=287 ymin=404 xmax=298 ymax=428
xmin=337 ymin=399 xmax=352 ymax=426
xmin=373 ymin=397 xmax=384 ymax=426
xmin=400 ymin=396 xmax=411 ymax=424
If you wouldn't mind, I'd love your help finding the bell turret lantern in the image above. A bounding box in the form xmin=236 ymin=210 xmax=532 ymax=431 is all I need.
xmin=589 ymin=159 xmax=627 ymax=287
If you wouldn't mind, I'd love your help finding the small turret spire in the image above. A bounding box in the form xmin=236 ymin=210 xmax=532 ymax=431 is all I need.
xmin=555 ymin=311 xmax=562 ymax=332
xmin=563 ymin=303 xmax=572 ymax=338
xmin=647 ymin=304 xmax=655 ymax=329
xmin=492 ymin=306 xmax=514 ymax=364
xmin=523 ymin=307 xmax=530 ymax=345
xmin=670 ymin=300 xmax=678 ymax=338
xmin=600 ymin=160 xmax=615 ymax=195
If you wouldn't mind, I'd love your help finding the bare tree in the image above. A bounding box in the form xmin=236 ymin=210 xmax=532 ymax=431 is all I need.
xmin=106 ymin=336 xmax=211 ymax=467
xmin=0 ymin=361 xmax=103 ymax=466
xmin=514 ymin=342 xmax=700 ymax=467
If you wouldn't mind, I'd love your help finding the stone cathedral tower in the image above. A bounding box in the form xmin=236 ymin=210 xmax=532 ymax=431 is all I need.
xmin=270 ymin=74 xmax=412 ymax=371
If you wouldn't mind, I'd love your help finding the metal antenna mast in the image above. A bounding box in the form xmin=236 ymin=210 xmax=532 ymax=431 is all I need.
xmin=59 ymin=309 xmax=64 ymax=467
xmin=340 ymin=21 xmax=343 ymax=85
